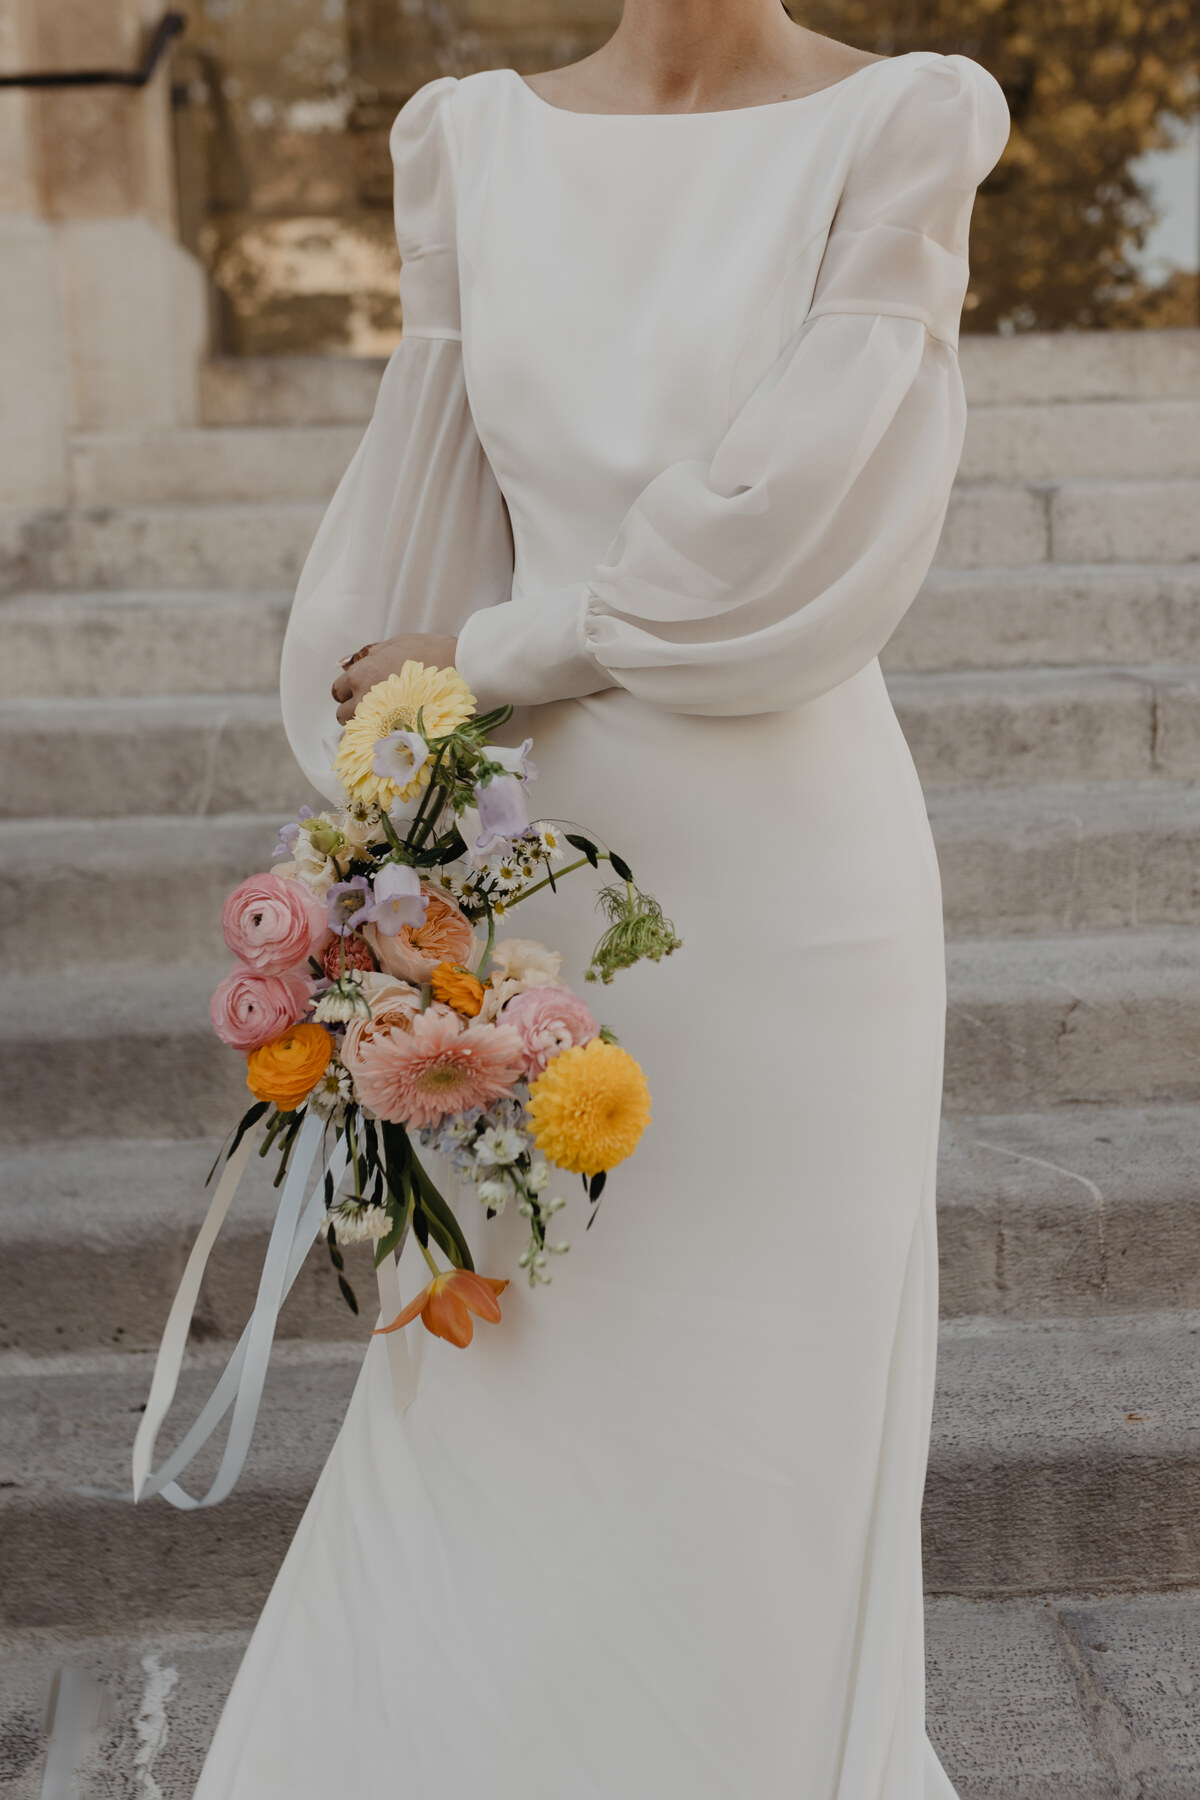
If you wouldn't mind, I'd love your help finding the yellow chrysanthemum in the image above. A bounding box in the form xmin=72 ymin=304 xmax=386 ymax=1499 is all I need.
xmin=333 ymin=663 xmax=475 ymax=808
xmin=527 ymin=1037 xmax=651 ymax=1176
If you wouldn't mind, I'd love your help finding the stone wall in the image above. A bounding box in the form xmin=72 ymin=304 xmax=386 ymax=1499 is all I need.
xmin=173 ymin=0 xmax=620 ymax=354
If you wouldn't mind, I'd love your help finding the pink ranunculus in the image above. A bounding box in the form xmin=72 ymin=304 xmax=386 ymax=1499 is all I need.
xmin=210 ymin=964 xmax=312 ymax=1051
xmin=501 ymin=983 xmax=599 ymax=1079
xmin=221 ymin=872 xmax=330 ymax=976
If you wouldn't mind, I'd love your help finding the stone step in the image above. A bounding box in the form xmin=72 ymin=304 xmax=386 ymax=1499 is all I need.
xmin=934 ymin=479 xmax=1200 ymax=570
xmin=68 ymin=426 xmax=361 ymax=508
xmin=6 ymin=478 xmax=1198 ymax=598
xmin=4 ymin=1105 xmax=1196 ymax=1355
xmin=929 ymin=782 xmax=1200 ymax=936
xmin=884 ymin=564 xmax=1200 ymax=675
xmin=0 ymin=591 xmax=290 ymax=701
xmin=937 ymin=1105 xmax=1200 ymax=1319
xmin=943 ymin=929 xmax=1200 ymax=1114
xmin=0 ymin=1138 xmax=377 ymax=1356
xmin=0 ymin=964 xmax=245 ymax=1143
xmin=4 ymin=571 xmax=1199 ymax=710
xmin=2 ymin=1311 xmax=1198 ymax=1634
xmin=193 ymin=336 xmax=1200 ymax=432
xmin=4 ymin=783 xmax=1195 ymax=974
xmin=890 ymin=664 xmax=1200 ymax=788
xmin=0 ymin=694 xmax=318 ymax=818
xmin=3 ymin=501 xmax=325 ymax=595
xmin=3 ymin=930 xmax=1195 ymax=1142
xmin=957 ymin=328 xmax=1200 ymax=405
xmin=9 ymin=569 xmax=1200 ymax=712
xmin=958 ymin=399 xmax=1200 ymax=483
xmin=6 ymin=1589 xmax=1200 ymax=1798
xmin=0 ymin=816 xmax=278 ymax=966
xmin=8 ymin=666 xmax=1197 ymax=824
xmin=59 ymin=402 xmax=1200 ymax=513
xmin=927 ymin=1309 xmax=1200 ymax=1595
xmin=199 ymin=355 xmax=386 ymax=428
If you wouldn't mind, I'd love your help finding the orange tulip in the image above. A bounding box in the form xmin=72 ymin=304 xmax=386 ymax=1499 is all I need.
xmin=376 ymin=1269 xmax=509 ymax=1348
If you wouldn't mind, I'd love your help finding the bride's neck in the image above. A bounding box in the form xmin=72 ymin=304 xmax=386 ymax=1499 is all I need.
xmin=601 ymin=0 xmax=801 ymax=112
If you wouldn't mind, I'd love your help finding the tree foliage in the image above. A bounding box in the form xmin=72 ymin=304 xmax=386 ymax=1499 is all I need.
xmin=803 ymin=0 xmax=1199 ymax=329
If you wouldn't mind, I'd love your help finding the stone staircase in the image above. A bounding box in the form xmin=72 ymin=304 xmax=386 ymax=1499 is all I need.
xmin=2 ymin=332 xmax=1200 ymax=1796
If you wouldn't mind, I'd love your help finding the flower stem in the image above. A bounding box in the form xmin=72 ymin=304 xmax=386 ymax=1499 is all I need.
xmin=504 ymin=852 xmax=609 ymax=908
xmin=417 ymin=1233 xmax=442 ymax=1278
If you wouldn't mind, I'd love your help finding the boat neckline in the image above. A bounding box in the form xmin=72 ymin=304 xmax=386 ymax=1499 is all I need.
xmin=510 ymin=54 xmax=907 ymax=119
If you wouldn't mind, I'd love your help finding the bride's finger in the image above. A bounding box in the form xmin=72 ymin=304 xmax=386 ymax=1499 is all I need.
xmin=331 ymin=673 xmax=352 ymax=703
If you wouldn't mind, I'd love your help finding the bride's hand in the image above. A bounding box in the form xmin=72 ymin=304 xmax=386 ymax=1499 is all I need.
xmin=331 ymin=632 xmax=459 ymax=724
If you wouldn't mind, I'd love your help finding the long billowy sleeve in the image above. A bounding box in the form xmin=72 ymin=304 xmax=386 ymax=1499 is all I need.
xmin=454 ymin=55 xmax=1009 ymax=717
xmin=280 ymin=77 xmax=513 ymax=799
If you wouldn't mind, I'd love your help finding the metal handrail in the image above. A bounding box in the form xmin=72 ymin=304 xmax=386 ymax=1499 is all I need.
xmin=0 ymin=11 xmax=184 ymax=89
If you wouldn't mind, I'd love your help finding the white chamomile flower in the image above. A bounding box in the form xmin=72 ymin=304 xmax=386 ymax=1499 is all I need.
xmin=309 ymin=1064 xmax=353 ymax=1119
xmin=532 ymin=823 xmax=566 ymax=862
xmin=313 ymin=977 xmax=371 ymax=1024
xmin=324 ymin=1203 xmax=391 ymax=1244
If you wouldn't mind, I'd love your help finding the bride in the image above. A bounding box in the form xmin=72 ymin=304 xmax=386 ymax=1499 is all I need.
xmin=194 ymin=0 xmax=1007 ymax=1793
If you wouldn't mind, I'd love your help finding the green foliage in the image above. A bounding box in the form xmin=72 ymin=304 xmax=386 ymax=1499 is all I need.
xmin=804 ymin=0 xmax=1200 ymax=328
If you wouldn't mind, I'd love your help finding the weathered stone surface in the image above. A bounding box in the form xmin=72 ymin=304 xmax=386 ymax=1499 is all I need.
xmin=0 ymin=591 xmax=289 ymax=701
xmin=958 ymin=331 xmax=1200 ymax=405
xmin=885 ymin=564 xmax=1200 ymax=675
xmin=0 ymin=694 xmax=319 ymax=817
xmin=926 ymin=1312 xmax=1200 ymax=1595
xmin=37 ymin=501 xmax=324 ymax=592
xmin=0 ymin=1138 xmax=376 ymax=1354
xmin=891 ymin=666 xmax=1200 ymax=787
xmin=942 ymin=931 xmax=1200 ymax=1113
xmin=938 ymin=1106 xmax=1200 ymax=1318
xmin=960 ymin=399 xmax=1200 ymax=484
xmin=68 ymin=426 xmax=361 ymax=508
xmin=930 ymin=782 xmax=1200 ymax=935
xmin=0 ymin=965 xmax=246 ymax=1142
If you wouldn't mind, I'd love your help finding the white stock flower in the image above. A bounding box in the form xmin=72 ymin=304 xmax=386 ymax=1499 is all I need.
xmin=476 ymin=1175 xmax=512 ymax=1212
xmin=475 ymin=1126 xmax=526 ymax=1167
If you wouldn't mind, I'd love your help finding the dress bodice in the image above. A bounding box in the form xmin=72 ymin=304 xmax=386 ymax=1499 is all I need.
xmin=279 ymin=53 xmax=1008 ymax=794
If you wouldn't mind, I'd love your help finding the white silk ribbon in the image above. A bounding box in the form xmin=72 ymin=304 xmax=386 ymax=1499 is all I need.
xmin=133 ymin=1112 xmax=350 ymax=1510
xmin=374 ymin=1242 xmax=418 ymax=1414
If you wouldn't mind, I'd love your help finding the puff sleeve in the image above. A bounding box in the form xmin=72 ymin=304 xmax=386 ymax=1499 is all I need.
xmin=280 ymin=77 xmax=514 ymax=799
xmin=454 ymin=55 xmax=1009 ymax=716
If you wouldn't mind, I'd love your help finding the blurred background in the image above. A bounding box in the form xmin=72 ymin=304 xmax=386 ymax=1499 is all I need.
xmin=3 ymin=3 xmax=1200 ymax=1797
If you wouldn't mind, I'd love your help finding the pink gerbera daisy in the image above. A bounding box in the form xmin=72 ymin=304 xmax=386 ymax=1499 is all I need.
xmin=352 ymin=1007 xmax=525 ymax=1129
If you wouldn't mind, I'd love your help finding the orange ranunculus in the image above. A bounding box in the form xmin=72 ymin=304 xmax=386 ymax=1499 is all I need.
xmin=246 ymin=1022 xmax=332 ymax=1110
xmin=376 ymin=1269 xmax=509 ymax=1348
xmin=430 ymin=960 xmax=486 ymax=1018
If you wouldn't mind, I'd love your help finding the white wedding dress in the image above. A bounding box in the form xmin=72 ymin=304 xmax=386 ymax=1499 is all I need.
xmin=195 ymin=53 xmax=1008 ymax=1800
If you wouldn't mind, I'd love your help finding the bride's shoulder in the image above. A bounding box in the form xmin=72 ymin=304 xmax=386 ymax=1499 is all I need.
xmin=858 ymin=52 xmax=1008 ymax=143
xmin=844 ymin=51 xmax=1009 ymax=183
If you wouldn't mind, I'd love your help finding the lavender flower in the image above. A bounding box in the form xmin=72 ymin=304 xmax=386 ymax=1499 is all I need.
xmin=472 ymin=774 xmax=530 ymax=855
xmin=326 ymin=875 xmax=372 ymax=936
xmin=274 ymin=804 xmax=315 ymax=860
xmin=361 ymin=863 xmax=427 ymax=936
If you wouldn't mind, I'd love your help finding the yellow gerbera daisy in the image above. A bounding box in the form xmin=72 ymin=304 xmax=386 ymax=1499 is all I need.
xmin=333 ymin=663 xmax=475 ymax=809
xmin=527 ymin=1038 xmax=651 ymax=1176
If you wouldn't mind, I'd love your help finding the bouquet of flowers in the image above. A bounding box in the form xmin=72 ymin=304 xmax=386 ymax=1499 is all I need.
xmin=135 ymin=663 xmax=679 ymax=1509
